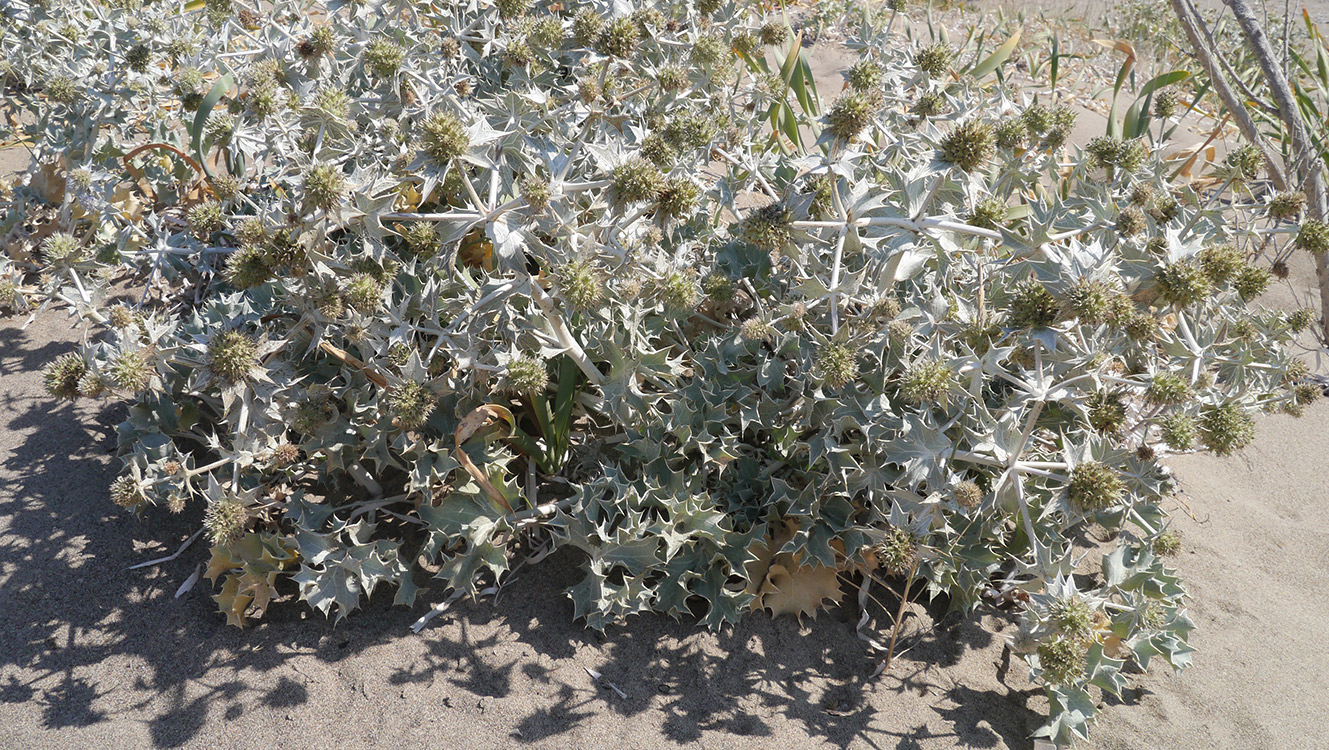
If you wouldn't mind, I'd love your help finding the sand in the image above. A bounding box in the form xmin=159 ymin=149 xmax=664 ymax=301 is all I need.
xmin=3 ymin=3 xmax=1329 ymax=748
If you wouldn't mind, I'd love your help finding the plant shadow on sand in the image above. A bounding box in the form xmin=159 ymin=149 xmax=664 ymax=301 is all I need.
xmin=0 ymin=318 xmax=1043 ymax=749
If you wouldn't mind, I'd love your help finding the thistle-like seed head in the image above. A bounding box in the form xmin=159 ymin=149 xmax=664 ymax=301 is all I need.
xmin=1153 ymin=529 xmax=1182 ymax=557
xmin=912 ymin=91 xmax=945 ymax=117
xmin=46 ymin=75 xmax=82 ymax=104
xmin=1146 ymin=372 xmax=1191 ymax=407
xmin=826 ymin=90 xmax=880 ymax=141
xmin=739 ymin=202 xmax=793 ymax=250
xmin=877 ymin=527 xmax=918 ymax=576
xmin=612 ymin=157 xmax=664 ymax=204
xmin=1086 ymin=389 xmax=1128 ymax=435
xmin=111 ymin=349 xmax=153 ymax=392
xmin=272 ymin=443 xmax=300 ymax=466
xmin=558 ymin=259 xmax=603 ymax=310
xmin=421 ymin=111 xmax=470 ymax=164
xmin=225 ymin=245 xmax=273 ymax=289
xmin=44 ymin=353 xmax=86 ymax=400
xmin=505 ymin=354 xmax=549 ymax=392
xmin=496 ymin=0 xmax=531 ymax=19
xmin=1008 ymin=278 xmax=1060 ymax=329
xmin=759 ymin=22 xmax=789 ymax=46
xmin=1267 ymin=191 xmax=1306 ymax=221
xmin=387 ymin=380 xmax=436 ymax=430
xmin=400 ymin=222 xmax=440 ymax=259
xmin=43 ymin=232 xmax=85 ymax=266
xmin=1199 ymin=402 xmax=1255 ymax=456
xmin=1286 ymin=306 xmax=1317 ymax=333
xmin=204 ymin=496 xmax=248 ymax=547
xmin=572 ymin=8 xmax=605 ymax=46
xmin=1153 ymin=87 xmax=1179 ymax=119
xmin=656 ymin=176 xmax=700 ymax=219
xmin=1224 ymin=144 xmax=1262 ymax=181
xmin=362 ymin=38 xmax=405 ymax=77
xmin=1198 ymin=243 xmax=1243 ymax=285
xmin=1295 ymin=219 xmax=1329 ymax=255
xmin=900 ymin=358 xmax=953 ymax=404
xmin=739 ymin=317 xmax=775 ymax=343
xmin=1115 ymin=206 xmax=1147 ymax=237
xmin=596 ymin=17 xmax=639 ymax=58
xmin=1064 ymin=278 xmax=1111 ymax=325
xmin=913 ymin=42 xmax=952 ymax=76
xmin=1067 ymin=460 xmax=1123 ymax=511
xmin=817 ymin=342 xmax=859 ymax=389
xmin=207 ymin=330 xmax=258 ymax=384
xmin=520 ymin=176 xmax=551 ymax=213
xmin=345 ymin=272 xmax=384 ymax=312
xmin=1049 ymin=596 xmax=1096 ymax=638
xmin=1159 ymin=412 xmax=1198 ymax=450
xmin=940 ymin=119 xmax=995 ymax=172
xmin=1038 ymin=636 xmax=1088 ymax=685
xmin=994 ymin=116 xmax=1025 ymax=149
xmin=1155 ymin=261 xmax=1212 ymax=307
xmin=845 ymin=58 xmax=883 ymax=91
xmin=110 ymin=475 xmax=143 ymax=509
xmin=954 ymin=480 xmax=982 ymax=509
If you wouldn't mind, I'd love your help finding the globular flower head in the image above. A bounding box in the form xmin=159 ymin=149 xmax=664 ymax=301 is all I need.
xmin=596 ymin=17 xmax=639 ymax=58
xmin=1146 ymin=372 xmax=1191 ymax=407
xmin=912 ymin=91 xmax=945 ymax=117
xmin=1158 ymin=412 xmax=1198 ymax=450
xmin=110 ymin=349 xmax=153 ymax=392
xmin=504 ymin=354 xmax=549 ymax=393
xmin=271 ymin=443 xmax=300 ymax=467
xmin=877 ymin=527 xmax=918 ymax=576
xmin=1198 ymin=243 xmax=1243 ymax=285
xmin=558 ymin=259 xmax=603 ymax=310
xmin=345 ymin=272 xmax=384 ymax=312
xmin=940 ymin=119 xmax=995 ymax=172
xmin=954 ymin=480 xmax=982 ymax=509
xmin=1224 ymin=144 xmax=1263 ymax=181
xmin=612 ymin=157 xmax=664 ymax=204
xmin=299 ymin=26 xmax=336 ymax=59
xmin=1065 ymin=278 xmax=1112 ymax=325
xmin=225 ymin=246 xmax=273 ymax=289
xmin=125 ymin=43 xmax=152 ymax=73
xmin=572 ymin=8 xmax=605 ymax=46
xmin=204 ymin=495 xmax=249 ymax=547
xmin=207 ymin=330 xmax=258 ymax=384
xmin=739 ymin=316 xmax=775 ymax=344
xmin=420 ymin=112 xmax=470 ymax=164
xmin=110 ymin=475 xmax=144 ymax=509
xmin=657 ymin=270 xmax=699 ymax=311
xmin=400 ymin=222 xmax=440 ymax=260
xmin=826 ymin=90 xmax=880 ymax=141
xmin=303 ymin=163 xmax=345 ymax=212
xmin=1007 ymin=278 xmax=1060 ymax=329
xmin=1086 ymin=390 xmax=1128 ymax=435
xmin=1067 ymin=460 xmax=1123 ymax=511
xmin=817 ymin=342 xmax=859 ymax=389
xmin=845 ymin=58 xmax=883 ymax=91
xmin=521 ymin=176 xmax=551 ymax=213
xmin=1234 ymin=265 xmax=1270 ymax=301
xmin=1295 ymin=219 xmax=1329 ymax=255
xmin=1153 ymin=87 xmax=1179 ymax=119
xmin=900 ymin=358 xmax=953 ymax=404
xmin=387 ymin=381 xmax=436 ymax=430
xmin=362 ymin=38 xmax=405 ymax=78
xmin=913 ymin=42 xmax=952 ymax=76
xmin=994 ymin=116 xmax=1025 ymax=149
xmin=1049 ymin=596 xmax=1096 ymax=639
xmin=1267 ymin=191 xmax=1306 ymax=221
xmin=1155 ymin=261 xmax=1212 ymax=307
xmin=44 ymin=353 xmax=86 ymax=400
xmin=106 ymin=304 xmax=136 ymax=328
xmin=759 ymin=22 xmax=789 ymax=46
xmin=1037 ymin=636 xmax=1088 ymax=685
xmin=1199 ymin=402 xmax=1255 ymax=456
xmin=739 ymin=202 xmax=793 ymax=250
xmin=641 ymin=133 xmax=677 ymax=167
xmin=43 ymin=233 xmax=85 ymax=266
xmin=1286 ymin=306 xmax=1317 ymax=333
xmin=496 ymin=0 xmax=531 ymax=19
xmin=46 ymin=75 xmax=83 ymax=104
xmin=1153 ymin=529 xmax=1182 ymax=557
xmin=658 ymin=64 xmax=688 ymax=92
xmin=656 ymin=176 xmax=701 ymax=219
xmin=1115 ymin=206 xmax=1147 ymax=237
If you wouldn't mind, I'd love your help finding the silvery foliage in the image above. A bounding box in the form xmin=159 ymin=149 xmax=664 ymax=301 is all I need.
xmin=1 ymin=0 xmax=1313 ymax=742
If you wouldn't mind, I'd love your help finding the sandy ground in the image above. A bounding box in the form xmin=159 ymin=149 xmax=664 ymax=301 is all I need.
xmin=3 ymin=4 xmax=1329 ymax=748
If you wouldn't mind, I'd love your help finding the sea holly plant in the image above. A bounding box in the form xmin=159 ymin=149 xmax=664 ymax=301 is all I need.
xmin=1 ymin=0 xmax=1319 ymax=744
